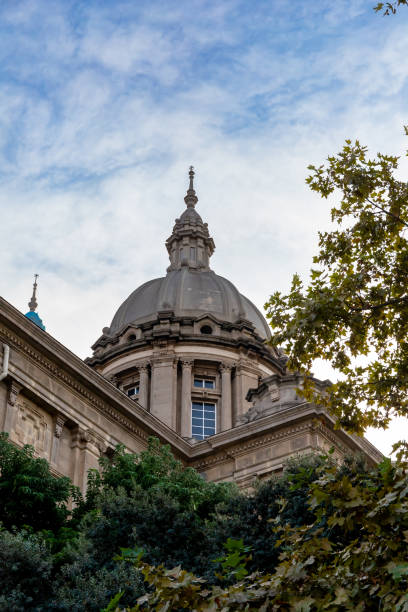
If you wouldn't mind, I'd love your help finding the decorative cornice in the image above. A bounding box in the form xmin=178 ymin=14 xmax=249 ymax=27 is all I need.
xmin=0 ymin=304 xmax=190 ymax=455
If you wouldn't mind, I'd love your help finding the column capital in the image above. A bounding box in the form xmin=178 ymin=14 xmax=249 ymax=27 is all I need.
xmin=219 ymin=363 xmax=233 ymax=374
xmin=138 ymin=361 xmax=150 ymax=372
xmin=180 ymin=358 xmax=194 ymax=368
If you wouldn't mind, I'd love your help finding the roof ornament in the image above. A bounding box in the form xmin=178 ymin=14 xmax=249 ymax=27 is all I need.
xmin=28 ymin=273 xmax=39 ymax=312
xmin=25 ymin=274 xmax=46 ymax=330
xmin=184 ymin=165 xmax=198 ymax=208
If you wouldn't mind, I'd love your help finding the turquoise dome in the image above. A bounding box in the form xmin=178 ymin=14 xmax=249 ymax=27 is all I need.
xmin=25 ymin=310 xmax=45 ymax=331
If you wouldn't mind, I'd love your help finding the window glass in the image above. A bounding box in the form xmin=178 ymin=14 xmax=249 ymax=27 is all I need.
xmin=194 ymin=378 xmax=215 ymax=389
xmin=127 ymin=384 xmax=139 ymax=398
xmin=191 ymin=402 xmax=216 ymax=440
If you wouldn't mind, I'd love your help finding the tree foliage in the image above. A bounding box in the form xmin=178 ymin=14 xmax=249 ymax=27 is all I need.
xmin=0 ymin=432 xmax=79 ymax=532
xmin=374 ymin=0 xmax=408 ymax=14
xmin=113 ymin=457 xmax=408 ymax=611
xmin=265 ymin=139 xmax=408 ymax=434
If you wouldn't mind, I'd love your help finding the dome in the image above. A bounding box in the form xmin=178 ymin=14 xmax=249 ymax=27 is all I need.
xmin=109 ymin=268 xmax=271 ymax=340
xmin=101 ymin=167 xmax=271 ymax=343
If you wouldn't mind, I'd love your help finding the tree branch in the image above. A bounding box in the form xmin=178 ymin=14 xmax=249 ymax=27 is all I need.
xmin=366 ymin=198 xmax=408 ymax=228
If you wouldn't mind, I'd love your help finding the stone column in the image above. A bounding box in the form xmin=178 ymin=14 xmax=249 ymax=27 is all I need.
xmin=150 ymin=356 xmax=177 ymax=429
xmin=180 ymin=359 xmax=193 ymax=438
xmin=233 ymin=360 xmax=260 ymax=425
xmin=138 ymin=363 xmax=149 ymax=409
xmin=50 ymin=414 xmax=67 ymax=466
xmin=3 ymin=380 xmax=22 ymax=433
xmin=220 ymin=364 xmax=232 ymax=432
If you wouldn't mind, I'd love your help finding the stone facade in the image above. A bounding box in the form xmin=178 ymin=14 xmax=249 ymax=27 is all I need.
xmin=0 ymin=170 xmax=383 ymax=490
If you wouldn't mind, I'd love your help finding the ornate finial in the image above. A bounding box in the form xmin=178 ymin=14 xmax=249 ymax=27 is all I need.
xmin=28 ymin=274 xmax=39 ymax=312
xmin=184 ymin=165 xmax=198 ymax=208
xmin=189 ymin=166 xmax=194 ymax=190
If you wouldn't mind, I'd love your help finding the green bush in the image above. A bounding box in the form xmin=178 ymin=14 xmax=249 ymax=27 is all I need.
xmin=0 ymin=528 xmax=53 ymax=611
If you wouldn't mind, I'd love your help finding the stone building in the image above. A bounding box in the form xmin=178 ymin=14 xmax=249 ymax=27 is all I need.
xmin=0 ymin=169 xmax=382 ymax=491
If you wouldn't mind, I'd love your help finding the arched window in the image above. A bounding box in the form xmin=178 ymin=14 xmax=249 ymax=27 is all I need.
xmin=200 ymin=325 xmax=212 ymax=335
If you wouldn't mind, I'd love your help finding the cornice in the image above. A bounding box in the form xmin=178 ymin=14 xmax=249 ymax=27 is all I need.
xmin=0 ymin=297 xmax=190 ymax=456
xmin=0 ymin=297 xmax=383 ymax=469
xmin=188 ymin=402 xmax=383 ymax=465
xmin=88 ymin=316 xmax=283 ymax=372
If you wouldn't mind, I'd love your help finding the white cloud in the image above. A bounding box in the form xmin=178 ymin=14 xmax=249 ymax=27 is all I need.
xmin=0 ymin=0 xmax=407 ymax=456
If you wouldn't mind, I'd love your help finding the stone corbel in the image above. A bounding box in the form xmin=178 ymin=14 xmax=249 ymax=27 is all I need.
xmin=82 ymin=428 xmax=108 ymax=455
xmin=51 ymin=413 xmax=67 ymax=465
xmin=54 ymin=414 xmax=67 ymax=438
xmin=8 ymin=379 xmax=22 ymax=407
xmin=3 ymin=379 xmax=23 ymax=432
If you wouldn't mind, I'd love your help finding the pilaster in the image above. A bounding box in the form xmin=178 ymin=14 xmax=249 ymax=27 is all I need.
xmin=220 ymin=364 xmax=232 ymax=432
xmin=180 ymin=359 xmax=193 ymax=438
xmin=50 ymin=414 xmax=67 ymax=466
xmin=3 ymin=379 xmax=22 ymax=433
xmin=150 ymin=355 xmax=177 ymax=429
xmin=138 ymin=362 xmax=149 ymax=409
xmin=70 ymin=427 xmax=106 ymax=492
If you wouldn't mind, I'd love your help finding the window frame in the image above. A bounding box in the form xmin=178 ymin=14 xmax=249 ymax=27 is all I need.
xmin=193 ymin=377 xmax=215 ymax=390
xmin=191 ymin=400 xmax=216 ymax=440
xmin=126 ymin=383 xmax=140 ymax=398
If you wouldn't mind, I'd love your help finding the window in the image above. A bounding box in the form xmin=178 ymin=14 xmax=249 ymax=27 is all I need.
xmin=192 ymin=401 xmax=216 ymax=440
xmin=194 ymin=378 xmax=214 ymax=389
xmin=200 ymin=325 xmax=212 ymax=335
xmin=190 ymin=247 xmax=196 ymax=261
xmin=127 ymin=384 xmax=140 ymax=398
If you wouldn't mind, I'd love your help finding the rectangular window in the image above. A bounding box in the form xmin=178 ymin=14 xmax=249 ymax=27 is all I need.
xmin=190 ymin=247 xmax=196 ymax=261
xmin=191 ymin=401 xmax=216 ymax=440
xmin=127 ymin=384 xmax=140 ymax=398
xmin=193 ymin=378 xmax=215 ymax=389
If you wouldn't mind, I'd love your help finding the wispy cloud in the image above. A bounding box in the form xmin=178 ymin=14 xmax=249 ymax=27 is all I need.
xmin=0 ymin=0 xmax=407 ymax=454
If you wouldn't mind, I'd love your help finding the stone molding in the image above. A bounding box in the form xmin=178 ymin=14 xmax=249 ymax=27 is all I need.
xmin=0 ymin=318 xmax=188 ymax=454
xmin=0 ymin=299 xmax=383 ymax=473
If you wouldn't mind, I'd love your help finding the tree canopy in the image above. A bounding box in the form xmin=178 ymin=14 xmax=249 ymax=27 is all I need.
xmin=265 ymin=138 xmax=408 ymax=436
xmin=0 ymin=432 xmax=78 ymax=532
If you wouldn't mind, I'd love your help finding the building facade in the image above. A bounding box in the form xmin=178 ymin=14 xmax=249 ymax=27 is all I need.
xmin=0 ymin=170 xmax=382 ymax=490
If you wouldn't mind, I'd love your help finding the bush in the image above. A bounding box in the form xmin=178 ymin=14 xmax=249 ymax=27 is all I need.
xmin=0 ymin=528 xmax=53 ymax=611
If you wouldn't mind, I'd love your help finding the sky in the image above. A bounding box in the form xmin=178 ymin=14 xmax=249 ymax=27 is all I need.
xmin=0 ymin=0 xmax=407 ymax=455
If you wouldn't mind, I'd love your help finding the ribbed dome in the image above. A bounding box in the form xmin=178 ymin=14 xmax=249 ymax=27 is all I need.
xmin=109 ymin=268 xmax=271 ymax=340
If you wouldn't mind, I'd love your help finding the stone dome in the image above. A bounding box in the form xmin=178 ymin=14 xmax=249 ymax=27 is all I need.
xmin=109 ymin=268 xmax=271 ymax=340
xmin=102 ymin=167 xmax=271 ymax=343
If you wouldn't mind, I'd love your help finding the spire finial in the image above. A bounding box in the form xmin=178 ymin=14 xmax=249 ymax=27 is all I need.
xmin=28 ymin=274 xmax=39 ymax=312
xmin=189 ymin=165 xmax=194 ymax=190
xmin=184 ymin=165 xmax=198 ymax=208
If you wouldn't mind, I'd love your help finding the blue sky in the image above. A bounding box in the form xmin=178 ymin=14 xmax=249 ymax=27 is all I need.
xmin=1 ymin=0 xmax=408 ymax=453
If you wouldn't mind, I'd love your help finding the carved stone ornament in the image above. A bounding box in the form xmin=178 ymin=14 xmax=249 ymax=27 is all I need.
xmin=268 ymin=382 xmax=280 ymax=403
xmin=7 ymin=380 xmax=23 ymax=406
xmin=54 ymin=414 xmax=67 ymax=438
xmin=81 ymin=428 xmax=108 ymax=454
xmin=180 ymin=359 xmax=193 ymax=368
